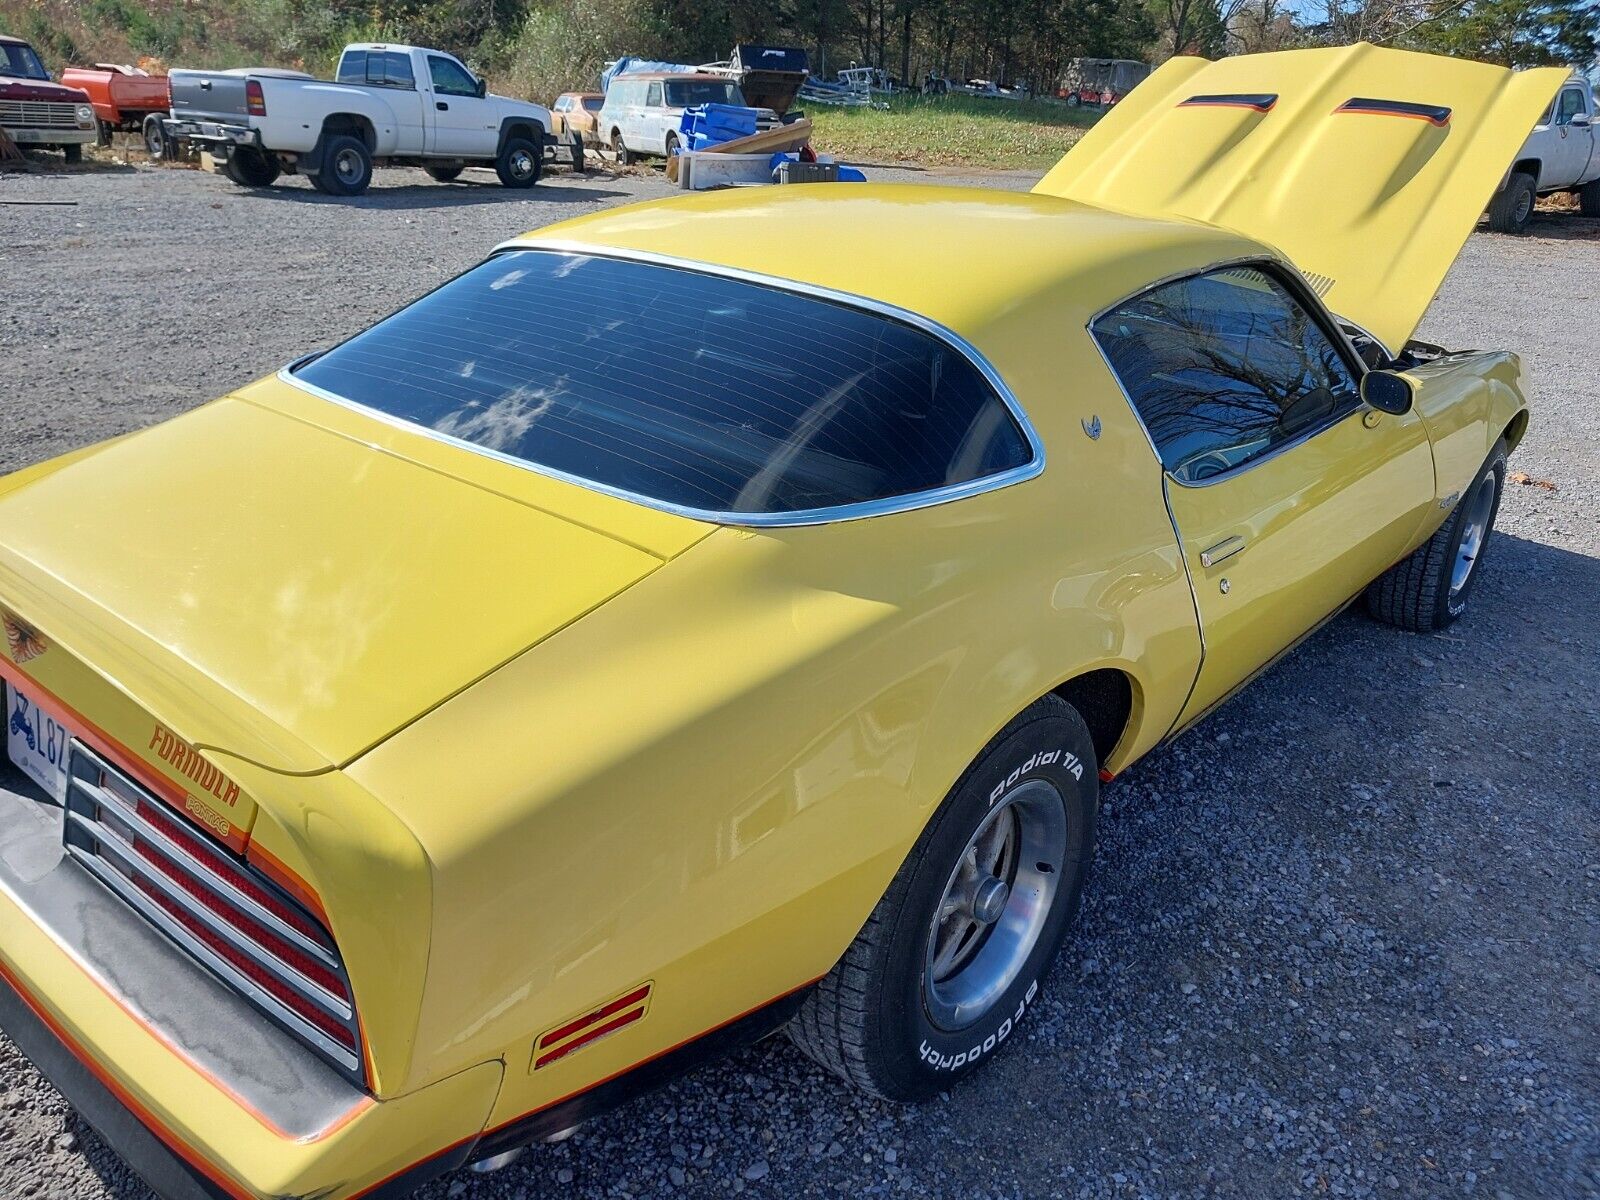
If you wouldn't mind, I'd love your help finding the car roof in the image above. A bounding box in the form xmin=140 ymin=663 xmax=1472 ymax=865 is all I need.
xmin=0 ymin=34 xmax=34 ymax=45
xmin=617 ymin=72 xmax=731 ymax=83
xmin=506 ymin=184 xmax=1270 ymax=340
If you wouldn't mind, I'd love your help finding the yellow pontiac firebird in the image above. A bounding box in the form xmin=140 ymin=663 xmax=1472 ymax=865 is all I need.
xmin=0 ymin=46 xmax=1566 ymax=1200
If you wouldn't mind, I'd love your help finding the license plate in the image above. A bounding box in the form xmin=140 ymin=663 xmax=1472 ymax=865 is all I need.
xmin=6 ymin=683 xmax=72 ymax=802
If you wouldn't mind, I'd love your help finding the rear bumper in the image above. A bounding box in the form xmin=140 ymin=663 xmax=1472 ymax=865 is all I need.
xmin=162 ymin=118 xmax=258 ymax=148
xmin=5 ymin=126 xmax=96 ymax=145
xmin=0 ymin=768 xmax=503 ymax=1200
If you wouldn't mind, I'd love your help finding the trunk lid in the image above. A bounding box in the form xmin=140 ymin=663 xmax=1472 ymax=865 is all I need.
xmin=1033 ymin=44 xmax=1568 ymax=351
xmin=0 ymin=388 xmax=708 ymax=780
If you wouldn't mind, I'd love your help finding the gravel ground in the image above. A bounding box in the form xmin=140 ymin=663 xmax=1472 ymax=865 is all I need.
xmin=1 ymin=157 xmax=1596 ymax=1200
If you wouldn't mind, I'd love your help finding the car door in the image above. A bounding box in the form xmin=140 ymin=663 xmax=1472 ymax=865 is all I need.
xmin=1092 ymin=263 xmax=1435 ymax=728
xmin=425 ymin=52 xmax=496 ymax=157
xmin=641 ymin=80 xmax=665 ymax=151
xmin=1545 ymin=86 xmax=1593 ymax=185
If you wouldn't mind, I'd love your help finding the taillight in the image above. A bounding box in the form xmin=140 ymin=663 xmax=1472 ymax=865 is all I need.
xmin=246 ymin=79 xmax=266 ymax=117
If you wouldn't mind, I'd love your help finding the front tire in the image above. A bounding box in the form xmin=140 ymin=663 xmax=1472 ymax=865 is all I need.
xmin=1579 ymin=176 xmax=1600 ymax=218
xmin=789 ymin=695 xmax=1098 ymax=1100
xmin=63 ymin=143 xmax=82 ymax=165
xmin=1366 ymin=440 xmax=1507 ymax=632
xmin=1488 ymin=172 xmax=1535 ymax=234
xmin=611 ymin=130 xmax=634 ymax=166
xmin=495 ymin=136 xmax=541 ymax=188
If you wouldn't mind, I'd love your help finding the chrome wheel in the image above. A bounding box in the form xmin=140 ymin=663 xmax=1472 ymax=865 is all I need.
xmin=334 ymin=147 xmax=364 ymax=185
xmin=508 ymin=147 xmax=536 ymax=180
xmin=1450 ymin=470 xmax=1497 ymax=596
xmin=924 ymin=779 xmax=1066 ymax=1031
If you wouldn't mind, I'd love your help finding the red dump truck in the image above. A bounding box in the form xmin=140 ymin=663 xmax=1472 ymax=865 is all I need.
xmin=60 ymin=63 xmax=171 ymax=153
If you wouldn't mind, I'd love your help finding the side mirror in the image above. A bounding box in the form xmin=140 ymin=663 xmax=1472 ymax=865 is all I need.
xmin=476 ymin=77 xmax=488 ymax=98
xmin=1570 ymin=112 xmax=1591 ymax=128
xmin=1361 ymin=369 xmax=1414 ymax=416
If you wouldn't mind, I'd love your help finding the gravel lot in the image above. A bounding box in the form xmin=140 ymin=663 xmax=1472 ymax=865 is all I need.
xmin=1 ymin=158 xmax=1596 ymax=1200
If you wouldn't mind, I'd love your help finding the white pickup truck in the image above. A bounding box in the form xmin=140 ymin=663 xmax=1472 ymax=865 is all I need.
xmin=1488 ymin=74 xmax=1599 ymax=233
xmin=163 ymin=43 xmax=564 ymax=196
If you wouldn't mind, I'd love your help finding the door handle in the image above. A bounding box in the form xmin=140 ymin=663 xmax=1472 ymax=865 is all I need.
xmin=1199 ymin=536 xmax=1246 ymax=568
xmin=436 ymin=101 xmax=449 ymax=111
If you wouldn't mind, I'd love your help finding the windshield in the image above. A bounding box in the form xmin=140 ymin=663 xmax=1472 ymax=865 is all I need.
xmin=0 ymin=43 xmax=50 ymax=81
xmin=291 ymin=250 xmax=1035 ymax=521
xmin=664 ymin=79 xmax=745 ymax=108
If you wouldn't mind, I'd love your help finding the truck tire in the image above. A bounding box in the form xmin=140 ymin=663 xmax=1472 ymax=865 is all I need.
xmin=1579 ymin=177 xmax=1600 ymax=218
xmin=1365 ymin=440 xmax=1507 ymax=632
xmin=63 ymin=144 xmax=82 ymax=165
xmin=495 ymin=136 xmax=541 ymax=188
xmin=143 ymin=114 xmax=170 ymax=160
xmin=788 ymin=695 xmax=1097 ymax=1101
xmin=1488 ymin=172 xmax=1535 ymax=234
xmin=571 ymin=139 xmax=586 ymax=172
xmin=315 ymin=134 xmax=373 ymax=196
xmin=223 ymin=146 xmax=280 ymax=188
xmin=424 ymin=165 xmax=463 ymax=183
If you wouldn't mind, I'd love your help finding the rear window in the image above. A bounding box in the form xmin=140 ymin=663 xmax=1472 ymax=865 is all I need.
xmin=291 ymin=251 xmax=1035 ymax=521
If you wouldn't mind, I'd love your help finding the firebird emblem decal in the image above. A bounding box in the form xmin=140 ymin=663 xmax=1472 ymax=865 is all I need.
xmin=1081 ymin=415 xmax=1102 ymax=440
xmin=2 ymin=610 xmax=48 ymax=664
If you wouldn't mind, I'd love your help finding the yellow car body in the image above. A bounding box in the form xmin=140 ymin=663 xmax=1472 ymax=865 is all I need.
xmin=0 ymin=45 xmax=1565 ymax=1200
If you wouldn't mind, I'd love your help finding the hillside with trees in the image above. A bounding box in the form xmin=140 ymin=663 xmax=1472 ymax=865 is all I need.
xmin=5 ymin=0 xmax=1594 ymax=103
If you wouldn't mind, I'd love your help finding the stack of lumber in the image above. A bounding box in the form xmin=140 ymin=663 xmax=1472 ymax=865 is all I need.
xmin=666 ymin=119 xmax=812 ymax=185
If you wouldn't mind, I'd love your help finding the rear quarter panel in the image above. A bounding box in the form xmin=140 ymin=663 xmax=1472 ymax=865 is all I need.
xmin=256 ymin=79 xmax=407 ymax=154
xmin=344 ymin=298 xmax=1203 ymax=1109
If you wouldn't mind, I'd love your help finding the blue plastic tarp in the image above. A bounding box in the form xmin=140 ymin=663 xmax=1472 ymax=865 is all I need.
xmin=601 ymin=57 xmax=699 ymax=92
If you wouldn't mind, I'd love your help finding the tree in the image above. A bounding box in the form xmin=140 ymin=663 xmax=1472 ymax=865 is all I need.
xmin=1410 ymin=0 xmax=1598 ymax=66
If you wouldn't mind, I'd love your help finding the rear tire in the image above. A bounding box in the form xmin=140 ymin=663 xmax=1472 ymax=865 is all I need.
xmin=496 ymin=136 xmax=541 ymax=188
xmin=1488 ymin=172 xmax=1535 ymax=234
xmin=315 ymin=133 xmax=372 ymax=196
xmin=223 ymin=146 xmax=280 ymax=188
xmin=425 ymin=165 xmax=464 ymax=183
xmin=1579 ymin=176 xmax=1600 ymax=218
xmin=143 ymin=114 xmax=170 ymax=159
xmin=788 ymin=695 xmax=1098 ymax=1101
xmin=1365 ymin=440 xmax=1507 ymax=632
xmin=611 ymin=130 xmax=633 ymax=166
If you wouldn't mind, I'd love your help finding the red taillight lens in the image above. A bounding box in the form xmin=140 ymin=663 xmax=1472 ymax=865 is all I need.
xmin=246 ymin=79 xmax=266 ymax=116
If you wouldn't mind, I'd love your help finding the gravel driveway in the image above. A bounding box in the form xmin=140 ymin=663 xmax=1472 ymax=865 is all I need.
xmin=1 ymin=159 xmax=1596 ymax=1200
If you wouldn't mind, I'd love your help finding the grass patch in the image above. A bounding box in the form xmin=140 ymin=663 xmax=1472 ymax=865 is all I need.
xmin=808 ymin=92 xmax=1101 ymax=170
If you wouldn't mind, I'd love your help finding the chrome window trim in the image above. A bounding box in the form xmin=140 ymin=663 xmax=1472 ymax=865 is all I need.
xmin=279 ymin=244 xmax=1045 ymax=529
xmin=1085 ymin=255 xmax=1373 ymax=490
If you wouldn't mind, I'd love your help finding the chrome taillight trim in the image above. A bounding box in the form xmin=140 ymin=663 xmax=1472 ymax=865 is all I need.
xmin=61 ymin=743 xmax=365 ymax=1083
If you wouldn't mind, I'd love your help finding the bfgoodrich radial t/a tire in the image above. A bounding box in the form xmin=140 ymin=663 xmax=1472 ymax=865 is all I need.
xmin=789 ymin=695 xmax=1098 ymax=1100
xmin=1366 ymin=439 xmax=1507 ymax=632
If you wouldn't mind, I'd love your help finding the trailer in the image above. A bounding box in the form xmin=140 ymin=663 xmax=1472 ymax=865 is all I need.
xmin=60 ymin=64 xmax=171 ymax=152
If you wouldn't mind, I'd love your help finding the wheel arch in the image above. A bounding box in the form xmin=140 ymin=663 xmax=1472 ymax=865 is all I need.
xmin=321 ymin=112 xmax=376 ymax=150
xmin=497 ymin=117 xmax=546 ymax=157
xmin=1502 ymin=408 xmax=1530 ymax=454
xmin=1050 ymin=668 xmax=1138 ymax=777
xmin=1511 ymin=157 xmax=1542 ymax=189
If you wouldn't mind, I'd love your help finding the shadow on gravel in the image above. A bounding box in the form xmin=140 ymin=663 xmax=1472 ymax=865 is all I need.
xmin=235 ymin=179 xmax=631 ymax=210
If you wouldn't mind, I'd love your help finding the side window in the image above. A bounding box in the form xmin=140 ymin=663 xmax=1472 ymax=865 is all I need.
xmin=336 ymin=50 xmax=366 ymax=84
xmin=384 ymin=51 xmax=414 ymax=89
xmin=646 ymin=81 xmax=663 ymax=107
xmin=428 ymin=55 xmax=478 ymax=97
xmin=1557 ymin=89 xmax=1585 ymax=125
xmin=554 ymin=96 xmax=569 ymax=112
xmin=1091 ymin=266 xmax=1361 ymax=484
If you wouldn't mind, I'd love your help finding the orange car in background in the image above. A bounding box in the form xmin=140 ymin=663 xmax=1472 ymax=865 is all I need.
xmin=552 ymin=91 xmax=604 ymax=144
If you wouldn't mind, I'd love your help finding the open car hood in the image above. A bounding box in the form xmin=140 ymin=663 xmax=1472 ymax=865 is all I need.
xmin=1033 ymin=44 xmax=1568 ymax=351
